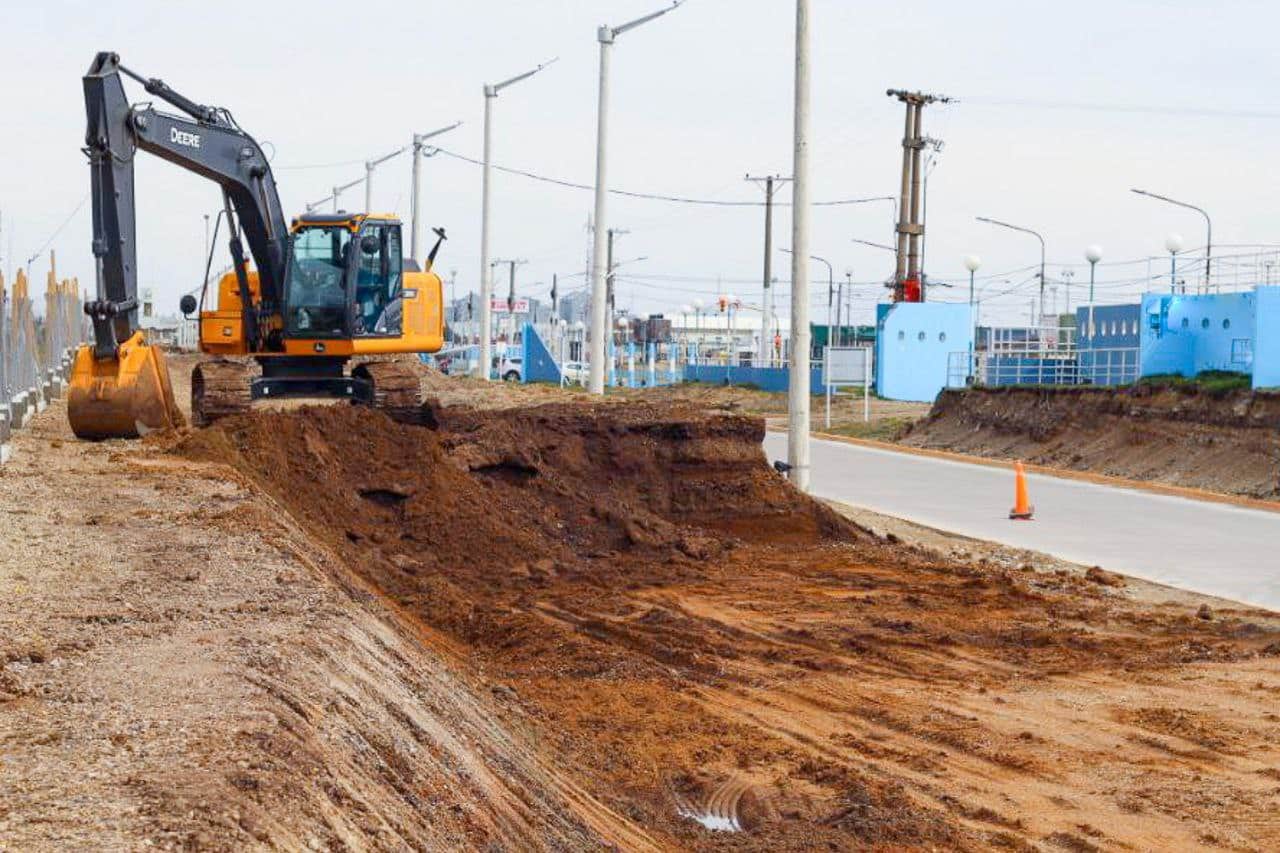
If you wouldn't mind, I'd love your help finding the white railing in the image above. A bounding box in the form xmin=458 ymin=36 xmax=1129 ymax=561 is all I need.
xmin=948 ymin=347 xmax=1140 ymax=389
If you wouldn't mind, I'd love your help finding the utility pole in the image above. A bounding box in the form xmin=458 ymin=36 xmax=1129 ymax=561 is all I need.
xmin=588 ymin=1 xmax=685 ymax=395
xmin=886 ymin=89 xmax=951 ymax=303
xmin=787 ymin=0 xmax=812 ymax=492
xmin=493 ymin=258 xmax=527 ymax=348
xmin=746 ymin=174 xmax=792 ymax=366
xmin=478 ymin=58 xmax=556 ymax=381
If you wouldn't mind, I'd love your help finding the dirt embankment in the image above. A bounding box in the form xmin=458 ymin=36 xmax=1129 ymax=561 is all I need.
xmin=167 ymin=401 xmax=1280 ymax=851
xmin=903 ymin=385 xmax=1280 ymax=499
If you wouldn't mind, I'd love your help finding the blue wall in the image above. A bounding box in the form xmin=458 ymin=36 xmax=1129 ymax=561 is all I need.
xmin=1076 ymin=304 xmax=1141 ymax=350
xmin=684 ymin=363 xmax=823 ymax=393
xmin=1140 ymin=292 xmax=1255 ymax=378
xmin=521 ymin=323 xmax=562 ymax=383
xmin=876 ymin=302 xmax=974 ymax=402
xmin=1253 ymin=287 xmax=1280 ymax=389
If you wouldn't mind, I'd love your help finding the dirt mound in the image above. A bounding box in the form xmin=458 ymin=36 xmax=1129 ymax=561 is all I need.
xmin=178 ymin=403 xmax=855 ymax=654
xmin=168 ymin=401 xmax=1280 ymax=850
xmin=903 ymin=385 xmax=1280 ymax=499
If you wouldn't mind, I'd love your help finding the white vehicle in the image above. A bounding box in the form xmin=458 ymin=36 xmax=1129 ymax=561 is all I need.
xmin=561 ymin=361 xmax=589 ymax=385
xmin=493 ymin=355 xmax=523 ymax=382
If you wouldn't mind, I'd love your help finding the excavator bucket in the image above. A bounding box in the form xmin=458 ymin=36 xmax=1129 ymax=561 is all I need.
xmin=67 ymin=331 xmax=185 ymax=440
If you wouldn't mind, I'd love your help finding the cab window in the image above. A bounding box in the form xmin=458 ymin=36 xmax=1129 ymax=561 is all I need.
xmin=285 ymin=225 xmax=351 ymax=337
xmin=354 ymin=223 xmax=403 ymax=336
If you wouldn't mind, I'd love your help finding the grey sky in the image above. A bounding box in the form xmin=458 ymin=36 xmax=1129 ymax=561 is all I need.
xmin=2 ymin=0 xmax=1278 ymax=326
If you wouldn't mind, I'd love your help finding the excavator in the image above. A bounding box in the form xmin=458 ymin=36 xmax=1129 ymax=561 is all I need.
xmin=67 ymin=52 xmax=446 ymax=439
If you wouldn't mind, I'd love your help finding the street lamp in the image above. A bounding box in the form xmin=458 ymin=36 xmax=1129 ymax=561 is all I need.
xmin=1132 ymin=189 xmax=1212 ymax=293
xmin=1165 ymin=232 xmax=1185 ymax=293
xmin=976 ymin=216 xmax=1047 ymax=324
xmin=588 ymin=1 xmax=685 ymax=395
xmin=1084 ymin=245 xmax=1103 ymax=343
xmin=408 ymin=122 xmax=463 ymax=265
xmin=477 ymin=57 xmax=557 ymax=380
xmin=963 ymin=254 xmax=982 ymax=305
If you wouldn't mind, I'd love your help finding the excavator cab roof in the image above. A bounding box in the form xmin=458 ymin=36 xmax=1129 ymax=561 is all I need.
xmin=290 ymin=212 xmax=401 ymax=233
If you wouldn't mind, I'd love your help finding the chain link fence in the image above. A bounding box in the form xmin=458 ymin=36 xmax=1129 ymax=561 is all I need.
xmin=2 ymin=256 xmax=87 ymax=459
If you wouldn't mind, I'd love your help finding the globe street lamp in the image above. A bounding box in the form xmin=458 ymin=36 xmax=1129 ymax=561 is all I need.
xmin=963 ymin=254 xmax=982 ymax=305
xmin=1084 ymin=245 xmax=1103 ymax=344
xmin=1166 ymin=232 xmax=1185 ymax=293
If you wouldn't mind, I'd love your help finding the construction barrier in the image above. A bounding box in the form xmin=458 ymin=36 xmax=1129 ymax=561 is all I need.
xmin=1 ymin=252 xmax=86 ymax=461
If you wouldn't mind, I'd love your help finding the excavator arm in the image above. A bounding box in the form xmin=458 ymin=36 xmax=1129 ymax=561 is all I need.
xmin=70 ymin=52 xmax=290 ymax=439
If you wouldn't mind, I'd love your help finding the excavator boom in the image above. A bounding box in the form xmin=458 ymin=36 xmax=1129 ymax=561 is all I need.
xmin=69 ymin=52 xmax=290 ymax=439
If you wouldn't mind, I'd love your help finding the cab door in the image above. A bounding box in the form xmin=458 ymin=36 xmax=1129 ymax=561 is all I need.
xmin=353 ymin=222 xmax=403 ymax=337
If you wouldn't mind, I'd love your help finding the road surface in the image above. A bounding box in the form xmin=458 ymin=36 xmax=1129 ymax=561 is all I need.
xmin=764 ymin=433 xmax=1280 ymax=612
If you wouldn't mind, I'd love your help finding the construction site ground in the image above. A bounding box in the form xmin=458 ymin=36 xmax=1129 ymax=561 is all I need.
xmin=3 ymin=356 xmax=1280 ymax=851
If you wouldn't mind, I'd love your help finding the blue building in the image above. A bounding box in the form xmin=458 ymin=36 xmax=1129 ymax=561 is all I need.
xmin=875 ymin=302 xmax=975 ymax=402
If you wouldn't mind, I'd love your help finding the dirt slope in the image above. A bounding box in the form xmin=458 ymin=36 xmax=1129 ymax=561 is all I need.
xmin=178 ymin=402 xmax=1280 ymax=850
xmin=903 ymin=385 xmax=1280 ymax=499
xmin=4 ymin=386 xmax=1280 ymax=850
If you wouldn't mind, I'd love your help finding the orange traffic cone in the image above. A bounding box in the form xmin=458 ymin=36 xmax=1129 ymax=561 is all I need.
xmin=1009 ymin=461 xmax=1035 ymax=521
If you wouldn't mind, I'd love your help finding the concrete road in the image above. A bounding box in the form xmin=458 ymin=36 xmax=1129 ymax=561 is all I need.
xmin=763 ymin=433 xmax=1280 ymax=612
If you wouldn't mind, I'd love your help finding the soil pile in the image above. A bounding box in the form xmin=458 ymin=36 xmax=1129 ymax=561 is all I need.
xmin=903 ymin=385 xmax=1280 ymax=498
xmin=172 ymin=401 xmax=1280 ymax=850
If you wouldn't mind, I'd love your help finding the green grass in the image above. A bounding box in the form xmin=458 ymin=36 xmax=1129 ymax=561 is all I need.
xmin=1138 ymin=370 xmax=1252 ymax=396
xmin=819 ymin=416 xmax=915 ymax=442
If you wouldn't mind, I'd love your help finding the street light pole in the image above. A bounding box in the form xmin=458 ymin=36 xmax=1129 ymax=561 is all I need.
xmin=976 ymin=216 xmax=1047 ymax=324
xmin=1084 ymin=245 xmax=1103 ymax=349
xmin=1132 ymin=189 xmax=1213 ymax=293
xmin=409 ymin=122 xmax=462 ymax=266
xmin=588 ymin=1 xmax=684 ymax=395
xmin=477 ymin=58 xmax=557 ymax=381
xmin=787 ymin=0 xmax=812 ymax=491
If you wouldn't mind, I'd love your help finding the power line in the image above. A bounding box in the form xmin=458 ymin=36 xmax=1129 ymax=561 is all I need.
xmin=426 ymin=146 xmax=889 ymax=208
xmin=25 ymin=193 xmax=90 ymax=268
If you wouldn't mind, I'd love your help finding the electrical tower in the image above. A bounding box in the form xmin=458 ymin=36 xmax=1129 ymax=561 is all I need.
xmin=886 ymin=89 xmax=951 ymax=303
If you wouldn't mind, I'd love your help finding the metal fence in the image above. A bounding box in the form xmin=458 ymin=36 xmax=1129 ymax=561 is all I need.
xmin=2 ymin=257 xmax=86 ymax=458
xmin=948 ymin=347 xmax=1141 ymax=389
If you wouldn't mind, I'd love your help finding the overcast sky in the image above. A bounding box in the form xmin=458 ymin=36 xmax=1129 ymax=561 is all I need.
xmin=3 ymin=0 xmax=1279 ymax=326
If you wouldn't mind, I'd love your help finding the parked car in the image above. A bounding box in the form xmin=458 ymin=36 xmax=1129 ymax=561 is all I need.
xmin=493 ymin=355 xmax=523 ymax=382
xmin=562 ymin=361 xmax=589 ymax=385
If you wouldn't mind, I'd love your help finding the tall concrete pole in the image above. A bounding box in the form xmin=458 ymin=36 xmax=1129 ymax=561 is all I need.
xmin=408 ymin=123 xmax=462 ymax=267
xmin=587 ymin=2 xmax=684 ymax=395
xmin=478 ymin=89 xmax=495 ymax=379
xmin=763 ymin=175 xmax=774 ymax=366
xmin=907 ymin=105 xmax=925 ymax=287
xmin=894 ymin=104 xmax=916 ymax=295
xmin=787 ymin=0 xmax=812 ymax=492
xmin=475 ymin=61 xmax=553 ymax=379
xmin=588 ymin=30 xmax=614 ymax=395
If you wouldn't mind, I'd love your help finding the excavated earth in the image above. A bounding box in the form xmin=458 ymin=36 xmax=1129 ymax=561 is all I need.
xmin=3 ymin=373 xmax=1280 ymax=850
xmin=903 ymin=385 xmax=1280 ymax=500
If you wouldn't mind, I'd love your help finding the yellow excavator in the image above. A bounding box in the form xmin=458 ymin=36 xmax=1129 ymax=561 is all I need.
xmin=68 ymin=52 xmax=446 ymax=439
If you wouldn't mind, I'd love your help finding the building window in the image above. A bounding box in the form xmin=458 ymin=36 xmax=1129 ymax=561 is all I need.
xmin=897 ymin=330 xmax=905 ymax=341
xmin=1181 ymin=317 xmax=1189 ymax=329
xmin=1223 ymin=318 xmax=1231 ymax=330
xmin=1201 ymin=318 xmax=1211 ymax=329
xmin=938 ymin=332 xmax=947 ymax=343
xmin=917 ymin=331 xmax=927 ymax=342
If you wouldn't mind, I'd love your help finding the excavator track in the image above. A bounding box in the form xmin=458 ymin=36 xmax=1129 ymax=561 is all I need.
xmin=352 ymin=359 xmax=430 ymax=425
xmin=191 ymin=358 xmax=257 ymax=427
